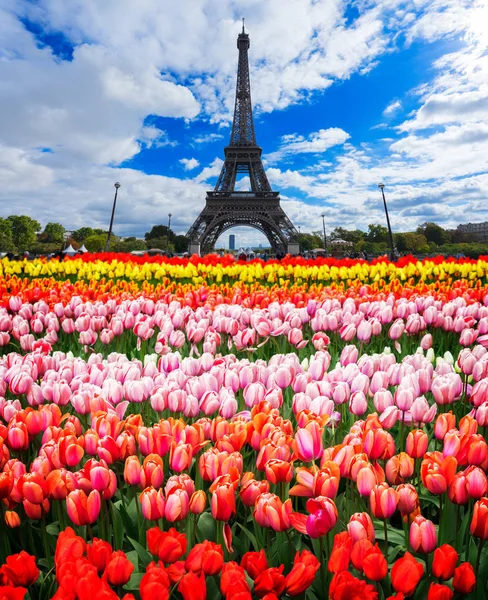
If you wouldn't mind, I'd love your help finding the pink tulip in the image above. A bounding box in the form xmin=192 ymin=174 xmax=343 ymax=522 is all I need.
xmin=410 ymin=516 xmax=437 ymax=553
xmin=340 ymin=345 xmax=358 ymax=366
xmin=349 ymin=391 xmax=368 ymax=416
xmin=293 ymin=422 xmax=324 ymax=461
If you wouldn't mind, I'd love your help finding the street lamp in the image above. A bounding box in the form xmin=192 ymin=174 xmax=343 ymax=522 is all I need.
xmin=166 ymin=213 xmax=172 ymax=254
xmin=320 ymin=213 xmax=327 ymax=255
xmin=378 ymin=183 xmax=395 ymax=261
xmin=105 ymin=182 xmax=121 ymax=252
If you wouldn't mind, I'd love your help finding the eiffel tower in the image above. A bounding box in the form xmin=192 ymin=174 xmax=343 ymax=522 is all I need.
xmin=186 ymin=22 xmax=299 ymax=256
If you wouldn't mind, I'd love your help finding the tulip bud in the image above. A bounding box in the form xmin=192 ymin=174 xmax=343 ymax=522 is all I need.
xmin=410 ymin=516 xmax=437 ymax=553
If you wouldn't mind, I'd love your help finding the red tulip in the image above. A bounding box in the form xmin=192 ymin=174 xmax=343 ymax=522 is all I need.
xmin=329 ymin=572 xmax=378 ymax=600
xmin=241 ymin=550 xmax=268 ymax=580
xmin=391 ymin=552 xmax=424 ymax=596
xmin=328 ymin=532 xmax=353 ymax=574
xmin=470 ymin=497 xmax=488 ymax=539
xmin=432 ymin=544 xmax=458 ymax=580
xmin=254 ymin=566 xmax=286 ymax=598
xmin=427 ymin=583 xmax=453 ymax=600
xmin=211 ymin=482 xmax=236 ymax=521
xmin=284 ymin=550 xmax=320 ymax=596
xmin=363 ymin=546 xmax=388 ymax=581
xmin=147 ymin=527 xmax=187 ymax=563
xmin=104 ymin=550 xmax=134 ymax=586
xmin=0 ymin=551 xmax=39 ymax=587
xmin=87 ymin=538 xmax=113 ymax=574
xmin=452 ymin=562 xmax=476 ymax=594
xmin=185 ymin=541 xmax=224 ymax=576
xmin=178 ymin=571 xmax=206 ymax=600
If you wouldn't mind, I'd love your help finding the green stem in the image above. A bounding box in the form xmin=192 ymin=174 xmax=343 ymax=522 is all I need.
xmin=42 ymin=515 xmax=52 ymax=569
xmin=319 ymin=536 xmax=327 ymax=593
xmin=476 ymin=538 xmax=484 ymax=585
xmin=383 ymin=519 xmax=389 ymax=551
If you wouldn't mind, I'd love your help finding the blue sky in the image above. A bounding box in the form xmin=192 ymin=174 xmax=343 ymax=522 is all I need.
xmin=0 ymin=0 xmax=487 ymax=248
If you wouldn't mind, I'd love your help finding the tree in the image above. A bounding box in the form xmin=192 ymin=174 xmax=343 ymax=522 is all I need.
xmin=146 ymin=237 xmax=174 ymax=253
xmin=113 ymin=238 xmax=147 ymax=253
xmin=84 ymin=234 xmax=113 ymax=253
xmin=416 ymin=222 xmax=451 ymax=246
xmin=174 ymin=235 xmax=189 ymax=253
xmin=42 ymin=222 xmax=65 ymax=244
xmin=7 ymin=216 xmax=41 ymax=252
xmin=395 ymin=232 xmax=429 ymax=254
xmin=0 ymin=218 xmax=16 ymax=252
xmin=330 ymin=228 xmax=365 ymax=244
xmin=146 ymin=225 xmax=174 ymax=242
xmin=72 ymin=227 xmax=96 ymax=242
xmin=366 ymin=224 xmax=388 ymax=244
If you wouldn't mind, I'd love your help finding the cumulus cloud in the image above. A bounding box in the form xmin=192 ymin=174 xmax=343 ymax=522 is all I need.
xmin=0 ymin=0 xmax=486 ymax=245
xmin=266 ymin=128 xmax=350 ymax=163
xmin=179 ymin=157 xmax=200 ymax=170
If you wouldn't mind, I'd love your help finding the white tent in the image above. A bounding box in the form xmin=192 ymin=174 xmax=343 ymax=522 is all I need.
xmin=78 ymin=245 xmax=88 ymax=253
xmin=62 ymin=244 xmax=77 ymax=255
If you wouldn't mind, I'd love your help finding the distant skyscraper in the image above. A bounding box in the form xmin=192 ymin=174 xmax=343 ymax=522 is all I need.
xmin=229 ymin=234 xmax=236 ymax=250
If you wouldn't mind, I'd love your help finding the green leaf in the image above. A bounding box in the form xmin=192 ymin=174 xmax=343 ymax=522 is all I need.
xmin=197 ymin=512 xmax=216 ymax=543
xmin=235 ymin=522 xmax=259 ymax=552
xmin=111 ymin=503 xmax=125 ymax=551
xmin=124 ymin=573 xmax=144 ymax=591
xmin=126 ymin=549 xmax=139 ymax=571
xmin=46 ymin=523 xmax=60 ymax=537
xmin=128 ymin=537 xmax=152 ymax=568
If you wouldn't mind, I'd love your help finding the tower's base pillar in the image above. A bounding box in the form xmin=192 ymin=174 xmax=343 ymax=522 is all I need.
xmin=188 ymin=242 xmax=201 ymax=256
xmin=287 ymin=243 xmax=300 ymax=256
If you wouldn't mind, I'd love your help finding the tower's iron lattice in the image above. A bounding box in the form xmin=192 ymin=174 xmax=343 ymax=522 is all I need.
xmin=186 ymin=23 xmax=299 ymax=255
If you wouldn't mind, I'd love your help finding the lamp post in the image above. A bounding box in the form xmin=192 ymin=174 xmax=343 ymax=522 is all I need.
xmin=378 ymin=183 xmax=395 ymax=261
xmin=321 ymin=213 xmax=327 ymax=256
xmin=105 ymin=182 xmax=121 ymax=252
xmin=166 ymin=213 xmax=172 ymax=254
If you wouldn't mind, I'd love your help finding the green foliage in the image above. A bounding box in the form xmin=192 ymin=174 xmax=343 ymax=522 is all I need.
xmin=29 ymin=242 xmax=62 ymax=255
xmin=7 ymin=215 xmax=41 ymax=252
xmin=330 ymin=227 xmax=365 ymax=244
xmin=173 ymin=235 xmax=189 ymax=253
xmin=0 ymin=218 xmax=16 ymax=253
xmin=366 ymin=223 xmax=388 ymax=244
xmin=72 ymin=227 xmax=105 ymax=242
xmin=145 ymin=225 xmax=173 ymax=242
xmin=417 ymin=222 xmax=451 ymax=245
xmin=146 ymin=237 xmax=174 ymax=253
xmin=297 ymin=233 xmax=321 ymax=252
xmin=42 ymin=222 xmax=66 ymax=244
xmin=394 ymin=232 xmax=429 ymax=253
xmin=84 ymin=233 xmax=112 ymax=252
xmin=113 ymin=238 xmax=147 ymax=253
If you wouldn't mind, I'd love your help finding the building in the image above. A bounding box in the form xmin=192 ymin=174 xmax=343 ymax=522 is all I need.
xmin=229 ymin=234 xmax=236 ymax=250
xmin=457 ymin=222 xmax=488 ymax=242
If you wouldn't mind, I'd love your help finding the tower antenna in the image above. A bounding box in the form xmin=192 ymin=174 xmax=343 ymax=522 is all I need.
xmin=242 ymin=18 xmax=245 ymax=33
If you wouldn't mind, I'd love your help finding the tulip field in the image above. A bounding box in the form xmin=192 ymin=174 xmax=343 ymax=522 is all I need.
xmin=3 ymin=253 xmax=488 ymax=600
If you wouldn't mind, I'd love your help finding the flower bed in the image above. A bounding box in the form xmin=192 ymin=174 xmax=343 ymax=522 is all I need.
xmin=0 ymin=255 xmax=488 ymax=599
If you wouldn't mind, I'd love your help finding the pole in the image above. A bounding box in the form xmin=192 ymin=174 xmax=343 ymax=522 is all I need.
xmin=321 ymin=214 xmax=327 ymax=255
xmin=379 ymin=184 xmax=395 ymax=261
xmin=105 ymin=183 xmax=121 ymax=252
xmin=166 ymin=213 xmax=172 ymax=255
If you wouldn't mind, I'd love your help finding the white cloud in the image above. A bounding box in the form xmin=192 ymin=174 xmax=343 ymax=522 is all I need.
xmin=194 ymin=158 xmax=224 ymax=183
xmin=383 ymin=100 xmax=402 ymax=116
xmin=193 ymin=133 xmax=224 ymax=144
xmin=266 ymin=128 xmax=350 ymax=163
xmin=179 ymin=157 xmax=200 ymax=171
xmin=0 ymin=0 xmax=486 ymax=244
